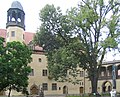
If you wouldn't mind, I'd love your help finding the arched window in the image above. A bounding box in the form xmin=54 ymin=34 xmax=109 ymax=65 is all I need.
xmin=11 ymin=11 xmax=16 ymax=21
xmin=17 ymin=12 xmax=21 ymax=22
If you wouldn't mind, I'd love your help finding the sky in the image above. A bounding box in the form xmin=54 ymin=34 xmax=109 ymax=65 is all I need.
xmin=0 ymin=0 xmax=80 ymax=33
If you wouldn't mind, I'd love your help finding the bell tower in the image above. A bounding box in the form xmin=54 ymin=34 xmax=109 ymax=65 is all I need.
xmin=6 ymin=1 xmax=25 ymax=43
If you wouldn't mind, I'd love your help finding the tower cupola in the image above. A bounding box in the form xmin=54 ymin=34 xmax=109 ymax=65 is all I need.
xmin=6 ymin=1 xmax=25 ymax=30
xmin=6 ymin=1 xmax=25 ymax=43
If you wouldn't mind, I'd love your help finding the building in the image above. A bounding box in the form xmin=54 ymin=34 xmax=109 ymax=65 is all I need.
xmin=0 ymin=1 xmax=120 ymax=96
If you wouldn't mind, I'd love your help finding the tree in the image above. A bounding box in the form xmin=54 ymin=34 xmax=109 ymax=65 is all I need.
xmin=0 ymin=37 xmax=32 ymax=97
xmin=34 ymin=0 xmax=120 ymax=93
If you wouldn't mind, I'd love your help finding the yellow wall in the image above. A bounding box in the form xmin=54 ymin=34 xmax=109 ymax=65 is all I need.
xmin=27 ymin=53 xmax=87 ymax=95
xmin=6 ymin=26 xmax=24 ymax=43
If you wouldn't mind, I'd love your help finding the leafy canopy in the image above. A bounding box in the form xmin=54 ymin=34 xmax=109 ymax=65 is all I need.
xmin=0 ymin=37 xmax=32 ymax=94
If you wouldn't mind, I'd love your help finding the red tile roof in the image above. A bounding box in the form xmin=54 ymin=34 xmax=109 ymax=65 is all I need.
xmin=24 ymin=31 xmax=35 ymax=44
xmin=0 ymin=29 xmax=6 ymax=39
xmin=0 ymin=29 xmax=34 ymax=44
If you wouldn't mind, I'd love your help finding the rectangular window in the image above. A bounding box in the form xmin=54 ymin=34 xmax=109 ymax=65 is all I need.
xmin=42 ymin=70 xmax=47 ymax=76
xmin=11 ymin=31 xmax=15 ymax=37
xmin=29 ymin=69 xmax=34 ymax=76
xmin=80 ymin=71 xmax=84 ymax=77
xmin=42 ymin=83 xmax=48 ymax=90
xmin=52 ymin=83 xmax=57 ymax=90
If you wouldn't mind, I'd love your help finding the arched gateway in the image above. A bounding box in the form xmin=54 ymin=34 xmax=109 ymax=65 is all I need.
xmin=102 ymin=81 xmax=112 ymax=92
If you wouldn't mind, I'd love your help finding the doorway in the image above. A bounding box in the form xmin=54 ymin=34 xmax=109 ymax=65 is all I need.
xmin=79 ymin=87 xmax=84 ymax=94
xmin=63 ymin=86 xmax=68 ymax=94
xmin=30 ymin=84 xmax=39 ymax=95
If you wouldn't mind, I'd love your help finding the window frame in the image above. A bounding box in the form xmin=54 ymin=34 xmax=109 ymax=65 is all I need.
xmin=52 ymin=83 xmax=57 ymax=90
xmin=11 ymin=31 xmax=15 ymax=37
xmin=80 ymin=71 xmax=84 ymax=77
xmin=42 ymin=69 xmax=47 ymax=76
xmin=42 ymin=83 xmax=48 ymax=90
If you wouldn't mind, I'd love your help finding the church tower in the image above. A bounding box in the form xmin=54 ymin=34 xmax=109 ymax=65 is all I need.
xmin=6 ymin=1 xmax=25 ymax=43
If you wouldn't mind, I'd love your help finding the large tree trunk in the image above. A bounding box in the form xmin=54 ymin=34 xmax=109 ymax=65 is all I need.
xmin=90 ymin=71 xmax=98 ymax=93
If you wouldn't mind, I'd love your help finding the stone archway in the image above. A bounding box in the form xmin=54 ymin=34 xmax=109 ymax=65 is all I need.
xmin=102 ymin=81 xmax=112 ymax=92
xmin=30 ymin=84 xmax=39 ymax=95
xmin=63 ymin=86 xmax=68 ymax=94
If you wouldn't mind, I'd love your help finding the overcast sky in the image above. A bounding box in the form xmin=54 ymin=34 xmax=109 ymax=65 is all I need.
xmin=0 ymin=0 xmax=80 ymax=32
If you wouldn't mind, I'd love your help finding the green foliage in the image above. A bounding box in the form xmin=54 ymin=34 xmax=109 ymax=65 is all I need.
xmin=34 ymin=0 xmax=120 ymax=93
xmin=0 ymin=38 xmax=32 ymax=94
xmin=34 ymin=4 xmax=62 ymax=51
xmin=101 ymin=92 xmax=110 ymax=96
